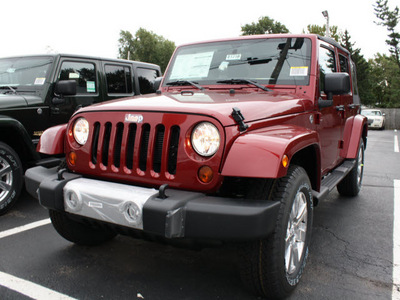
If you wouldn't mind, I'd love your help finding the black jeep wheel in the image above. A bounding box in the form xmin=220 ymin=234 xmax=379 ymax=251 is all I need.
xmin=49 ymin=210 xmax=117 ymax=246
xmin=239 ymin=166 xmax=313 ymax=298
xmin=337 ymin=138 xmax=364 ymax=197
xmin=0 ymin=142 xmax=23 ymax=215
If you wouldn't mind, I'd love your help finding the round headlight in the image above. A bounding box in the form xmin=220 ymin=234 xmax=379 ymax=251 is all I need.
xmin=73 ymin=117 xmax=89 ymax=145
xmin=191 ymin=122 xmax=220 ymax=157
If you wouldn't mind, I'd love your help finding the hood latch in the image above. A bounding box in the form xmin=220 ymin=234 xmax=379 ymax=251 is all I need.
xmin=231 ymin=107 xmax=249 ymax=132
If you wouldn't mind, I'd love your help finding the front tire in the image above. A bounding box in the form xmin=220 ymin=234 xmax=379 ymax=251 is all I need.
xmin=0 ymin=142 xmax=23 ymax=215
xmin=49 ymin=210 xmax=117 ymax=246
xmin=239 ymin=166 xmax=313 ymax=298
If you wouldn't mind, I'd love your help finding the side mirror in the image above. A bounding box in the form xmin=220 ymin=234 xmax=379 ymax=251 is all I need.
xmin=55 ymin=80 xmax=77 ymax=96
xmin=324 ymin=73 xmax=350 ymax=98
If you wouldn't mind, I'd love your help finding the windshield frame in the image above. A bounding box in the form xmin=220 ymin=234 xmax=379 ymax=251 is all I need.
xmin=163 ymin=37 xmax=312 ymax=88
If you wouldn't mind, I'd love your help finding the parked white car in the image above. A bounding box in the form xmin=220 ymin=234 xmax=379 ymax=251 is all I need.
xmin=361 ymin=109 xmax=386 ymax=129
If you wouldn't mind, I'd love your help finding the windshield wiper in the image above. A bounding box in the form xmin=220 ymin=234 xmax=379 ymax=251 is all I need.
xmin=166 ymin=80 xmax=205 ymax=91
xmin=217 ymin=79 xmax=272 ymax=92
xmin=0 ymin=86 xmax=17 ymax=94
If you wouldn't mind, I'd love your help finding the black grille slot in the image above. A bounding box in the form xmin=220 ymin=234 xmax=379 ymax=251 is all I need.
xmin=91 ymin=122 xmax=100 ymax=164
xmin=113 ymin=123 xmax=124 ymax=168
xmin=139 ymin=124 xmax=150 ymax=171
xmin=126 ymin=123 xmax=137 ymax=170
xmin=153 ymin=125 xmax=165 ymax=173
xmin=88 ymin=120 xmax=181 ymax=177
xmin=168 ymin=126 xmax=180 ymax=175
xmin=102 ymin=122 xmax=112 ymax=166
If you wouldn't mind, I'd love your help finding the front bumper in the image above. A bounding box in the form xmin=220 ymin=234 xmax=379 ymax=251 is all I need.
xmin=25 ymin=166 xmax=280 ymax=241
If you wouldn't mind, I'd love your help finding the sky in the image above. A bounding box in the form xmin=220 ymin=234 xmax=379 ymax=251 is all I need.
xmin=0 ymin=0 xmax=396 ymax=61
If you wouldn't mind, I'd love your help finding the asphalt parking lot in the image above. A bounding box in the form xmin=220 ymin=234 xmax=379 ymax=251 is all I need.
xmin=0 ymin=130 xmax=399 ymax=300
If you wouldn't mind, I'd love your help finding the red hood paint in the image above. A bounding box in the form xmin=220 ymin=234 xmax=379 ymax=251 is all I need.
xmin=76 ymin=90 xmax=314 ymax=127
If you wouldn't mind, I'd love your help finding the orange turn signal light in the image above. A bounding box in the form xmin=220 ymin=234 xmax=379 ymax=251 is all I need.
xmin=282 ymin=155 xmax=289 ymax=168
xmin=198 ymin=166 xmax=213 ymax=183
xmin=68 ymin=151 xmax=77 ymax=166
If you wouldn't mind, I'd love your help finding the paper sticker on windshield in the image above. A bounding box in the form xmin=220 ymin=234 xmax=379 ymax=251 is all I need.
xmin=226 ymin=54 xmax=241 ymax=60
xmin=290 ymin=66 xmax=308 ymax=76
xmin=170 ymin=51 xmax=214 ymax=79
xmin=34 ymin=78 xmax=45 ymax=85
xmin=69 ymin=73 xmax=80 ymax=79
xmin=86 ymin=81 xmax=96 ymax=92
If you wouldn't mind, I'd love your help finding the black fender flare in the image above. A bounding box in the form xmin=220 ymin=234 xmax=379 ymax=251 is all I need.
xmin=0 ymin=115 xmax=40 ymax=165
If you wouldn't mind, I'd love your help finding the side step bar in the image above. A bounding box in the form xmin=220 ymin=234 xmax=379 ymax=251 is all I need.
xmin=312 ymin=159 xmax=356 ymax=203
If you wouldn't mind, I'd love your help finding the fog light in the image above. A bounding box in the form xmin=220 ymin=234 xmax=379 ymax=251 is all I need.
xmin=123 ymin=202 xmax=142 ymax=225
xmin=69 ymin=152 xmax=77 ymax=166
xmin=198 ymin=166 xmax=213 ymax=183
xmin=64 ymin=190 xmax=83 ymax=212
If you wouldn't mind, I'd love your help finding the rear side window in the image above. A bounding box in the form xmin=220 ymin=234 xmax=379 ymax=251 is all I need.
xmin=339 ymin=54 xmax=349 ymax=73
xmin=58 ymin=61 xmax=96 ymax=94
xmin=137 ymin=68 xmax=159 ymax=94
xmin=105 ymin=64 xmax=133 ymax=94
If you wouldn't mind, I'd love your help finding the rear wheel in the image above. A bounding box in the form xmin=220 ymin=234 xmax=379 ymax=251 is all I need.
xmin=49 ymin=210 xmax=117 ymax=246
xmin=239 ymin=166 xmax=313 ymax=298
xmin=337 ymin=138 xmax=364 ymax=197
xmin=0 ymin=142 xmax=23 ymax=215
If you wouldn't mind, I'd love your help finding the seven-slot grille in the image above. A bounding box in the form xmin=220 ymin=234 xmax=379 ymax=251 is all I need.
xmin=90 ymin=121 xmax=180 ymax=175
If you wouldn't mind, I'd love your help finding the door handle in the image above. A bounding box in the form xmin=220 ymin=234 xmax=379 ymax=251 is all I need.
xmin=335 ymin=105 xmax=345 ymax=111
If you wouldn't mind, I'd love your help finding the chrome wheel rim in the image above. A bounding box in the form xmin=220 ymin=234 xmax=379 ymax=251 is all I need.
xmin=0 ymin=157 xmax=13 ymax=203
xmin=285 ymin=190 xmax=308 ymax=275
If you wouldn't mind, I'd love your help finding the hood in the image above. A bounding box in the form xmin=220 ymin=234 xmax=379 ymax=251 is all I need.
xmin=77 ymin=90 xmax=314 ymax=126
xmin=0 ymin=93 xmax=43 ymax=109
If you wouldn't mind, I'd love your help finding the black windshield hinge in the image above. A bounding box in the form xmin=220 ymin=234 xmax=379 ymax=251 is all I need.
xmin=231 ymin=107 xmax=249 ymax=132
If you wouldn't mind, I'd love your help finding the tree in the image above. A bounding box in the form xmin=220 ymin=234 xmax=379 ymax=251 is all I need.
xmin=374 ymin=0 xmax=400 ymax=69
xmin=241 ymin=16 xmax=289 ymax=35
xmin=118 ymin=28 xmax=175 ymax=73
xmin=304 ymin=24 xmax=342 ymax=42
xmin=369 ymin=54 xmax=400 ymax=107
xmin=341 ymin=30 xmax=374 ymax=106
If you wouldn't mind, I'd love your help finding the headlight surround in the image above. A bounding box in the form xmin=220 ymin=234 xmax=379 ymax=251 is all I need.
xmin=191 ymin=122 xmax=220 ymax=157
xmin=73 ymin=117 xmax=89 ymax=145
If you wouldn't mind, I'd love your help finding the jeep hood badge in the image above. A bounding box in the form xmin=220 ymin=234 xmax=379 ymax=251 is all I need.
xmin=125 ymin=114 xmax=144 ymax=123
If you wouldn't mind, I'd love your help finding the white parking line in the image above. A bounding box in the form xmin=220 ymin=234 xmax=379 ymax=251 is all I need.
xmin=394 ymin=180 xmax=400 ymax=299
xmin=0 ymin=271 xmax=76 ymax=300
xmin=395 ymin=134 xmax=399 ymax=153
xmin=0 ymin=219 xmax=76 ymax=299
xmin=0 ymin=218 xmax=51 ymax=239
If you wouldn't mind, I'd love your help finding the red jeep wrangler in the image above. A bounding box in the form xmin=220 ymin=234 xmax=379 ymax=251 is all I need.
xmin=26 ymin=34 xmax=367 ymax=298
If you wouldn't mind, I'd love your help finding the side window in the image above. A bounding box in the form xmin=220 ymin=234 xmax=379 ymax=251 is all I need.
xmin=105 ymin=64 xmax=133 ymax=94
xmin=137 ymin=68 xmax=159 ymax=94
xmin=351 ymin=61 xmax=360 ymax=105
xmin=319 ymin=46 xmax=336 ymax=92
xmin=339 ymin=54 xmax=349 ymax=73
xmin=58 ymin=61 xmax=96 ymax=94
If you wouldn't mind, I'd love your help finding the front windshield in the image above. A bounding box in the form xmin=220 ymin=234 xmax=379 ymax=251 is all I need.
xmin=0 ymin=56 xmax=53 ymax=88
xmin=164 ymin=37 xmax=312 ymax=86
xmin=362 ymin=110 xmax=382 ymax=116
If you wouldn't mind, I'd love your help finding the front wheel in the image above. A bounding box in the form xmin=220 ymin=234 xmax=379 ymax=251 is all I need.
xmin=0 ymin=142 xmax=23 ymax=215
xmin=239 ymin=166 xmax=313 ymax=298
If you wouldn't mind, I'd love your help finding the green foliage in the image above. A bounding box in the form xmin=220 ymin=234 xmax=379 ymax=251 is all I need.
xmin=341 ymin=30 xmax=375 ymax=106
xmin=369 ymin=54 xmax=400 ymax=107
xmin=304 ymin=24 xmax=342 ymax=42
xmin=118 ymin=28 xmax=175 ymax=73
xmin=374 ymin=0 xmax=400 ymax=69
xmin=241 ymin=16 xmax=289 ymax=35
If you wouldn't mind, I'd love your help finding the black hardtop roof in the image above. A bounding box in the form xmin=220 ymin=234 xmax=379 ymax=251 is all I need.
xmin=0 ymin=53 xmax=160 ymax=69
